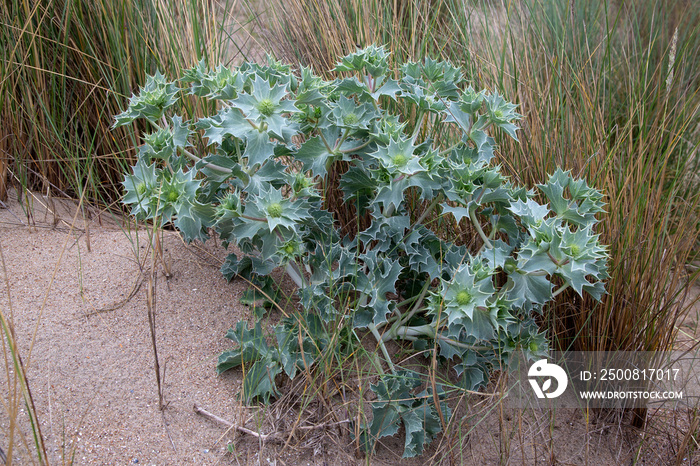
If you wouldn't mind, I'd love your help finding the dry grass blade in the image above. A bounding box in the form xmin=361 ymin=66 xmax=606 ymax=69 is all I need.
xmin=0 ymin=240 xmax=49 ymax=464
xmin=0 ymin=0 xmax=249 ymax=207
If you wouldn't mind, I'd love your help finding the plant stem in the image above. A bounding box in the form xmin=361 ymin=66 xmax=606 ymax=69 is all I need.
xmin=239 ymin=214 xmax=267 ymax=222
xmin=179 ymin=148 xmax=232 ymax=174
xmin=387 ymin=279 xmax=431 ymax=333
xmin=365 ymin=74 xmax=375 ymax=93
xmin=409 ymin=193 xmax=443 ymax=231
xmin=272 ymin=230 xmax=307 ymax=289
xmin=385 ymin=325 xmax=491 ymax=352
xmin=387 ymin=324 xmax=435 ymax=341
xmin=411 ymin=110 xmax=425 ymax=141
xmin=368 ymin=323 xmax=396 ymax=375
xmin=469 ymin=207 xmax=493 ymax=249
xmin=335 ymin=127 xmax=351 ymax=149
xmin=356 ymin=293 xmax=396 ymax=375
xmin=552 ymin=282 xmax=570 ymax=298
xmin=340 ymin=138 xmax=372 ymax=153
xmin=319 ymin=131 xmax=334 ymax=153
xmin=437 ymin=142 xmax=461 ymax=158
xmin=370 ymin=352 xmax=386 ymax=376
xmin=395 ymin=293 xmax=420 ymax=310
xmin=476 ymin=217 xmax=498 ymax=255
xmin=285 ymin=262 xmax=304 ymax=288
xmin=434 ymin=333 xmax=492 ymax=351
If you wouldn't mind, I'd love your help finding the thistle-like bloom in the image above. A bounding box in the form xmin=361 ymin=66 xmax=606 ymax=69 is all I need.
xmin=372 ymin=137 xmax=424 ymax=175
xmin=231 ymin=75 xmax=299 ymax=138
xmin=248 ymin=185 xmax=311 ymax=232
xmin=113 ymin=71 xmax=180 ymax=126
xmin=437 ymin=263 xmax=495 ymax=324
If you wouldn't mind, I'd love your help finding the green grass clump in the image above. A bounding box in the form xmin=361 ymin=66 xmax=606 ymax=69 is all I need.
xmin=0 ymin=0 xmax=246 ymax=206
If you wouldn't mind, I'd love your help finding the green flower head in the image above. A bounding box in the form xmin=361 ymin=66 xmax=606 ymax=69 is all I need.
xmin=343 ymin=113 xmax=359 ymax=125
xmin=332 ymin=95 xmax=376 ymax=129
xmin=122 ymin=159 xmax=159 ymax=219
xmin=231 ymin=75 xmax=299 ymax=135
xmin=136 ymin=182 xmax=148 ymax=196
xmin=220 ymin=192 xmax=240 ymax=212
xmin=485 ymin=91 xmax=520 ymax=124
xmin=145 ymin=128 xmax=171 ymax=153
xmin=153 ymin=168 xmax=202 ymax=226
xmin=166 ymin=188 xmax=180 ymax=203
xmin=256 ymin=98 xmax=276 ymax=117
xmin=438 ymin=263 xmax=495 ymax=322
xmin=113 ymin=71 xmax=180 ymax=126
xmin=278 ymin=238 xmax=304 ymax=262
xmin=267 ymin=202 xmax=283 ymax=218
xmin=455 ymin=290 xmax=472 ymax=306
xmin=250 ymin=185 xmax=312 ymax=233
xmin=373 ymin=136 xmax=424 ymax=175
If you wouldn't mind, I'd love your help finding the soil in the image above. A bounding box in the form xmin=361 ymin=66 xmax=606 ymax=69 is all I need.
xmin=0 ymin=189 xmax=698 ymax=465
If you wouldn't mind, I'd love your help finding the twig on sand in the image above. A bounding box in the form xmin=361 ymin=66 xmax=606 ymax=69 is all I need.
xmin=194 ymin=404 xmax=275 ymax=441
xmin=193 ymin=404 xmax=350 ymax=443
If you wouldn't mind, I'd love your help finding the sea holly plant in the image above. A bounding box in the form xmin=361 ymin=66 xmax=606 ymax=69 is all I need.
xmin=114 ymin=46 xmax=609 ymax=458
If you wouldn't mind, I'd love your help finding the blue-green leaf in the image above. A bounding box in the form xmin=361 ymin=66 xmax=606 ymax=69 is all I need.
xmin=506 ymin=270 xmax=553 ymax=308
xmin=240 ymin=358 xmax=282 ymax=403
xmin=295 ymin=127 xmax=344 ymax=177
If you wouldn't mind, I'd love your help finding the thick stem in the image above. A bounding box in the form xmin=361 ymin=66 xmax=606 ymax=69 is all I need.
xmin=370 ymin=352 xmax=386 ymax=376
xmin=285 ymin=262 xmax=304 ymax=288
xmin=384 ymin=204 xmax=395 ymax=218
xmin=394 ymin=292 xmax=422 ymax=311
xmin=147 ymin=119 xmax=162 ymax=131
xmin=386 ymin=279 xmax=431 ymax=334
xmin=476 ymin=217 xmax=498 ymax=255
xmin=365 ymin=74 xmax=375 ymax=93
xmin=319 ymin=131 xmax=334 ymax=154
xmin=340 ymin=138 xmax=372 ymax=154
xmin=469 ymin=207 xmax=493 ymax=249
xmin=384 ymin=326 xmax=491 ymax=352
xmin=552 ymin=282 xmax=570 ymax=298
xmin=335 ymin=127 xmax=351 ymax=149
xmin=409 ymin=193 xmax=443 ymax=231
xmin=389 ymin=324 xmax=435 ymax=341
xmin=437 ymin=142 xmax=461 ymax=158
xmin=368 ymin=323 xmax=396 ymax=375
xmin=239 ymin=213 xmax=267 ymax=223
xmin=179 ymin=148 xmax=232 ymax=174
xmin=434 ymin=333 xmax=491 ymax=351
xmin=272 ymin=229 xmax=306 ymax=289
xmin=358 ymin=290 xmax=395 ymax=374
xmin=411 ymin=110 xmax=425 ymax=142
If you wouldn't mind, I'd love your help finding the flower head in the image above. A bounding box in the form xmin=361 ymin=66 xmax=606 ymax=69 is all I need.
xmin=436 ymin=263 xmax=495 ymax=323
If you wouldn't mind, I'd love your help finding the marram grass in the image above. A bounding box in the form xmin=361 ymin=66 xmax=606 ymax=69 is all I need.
xmin=0 ymin=0 xmax=247 ymax=206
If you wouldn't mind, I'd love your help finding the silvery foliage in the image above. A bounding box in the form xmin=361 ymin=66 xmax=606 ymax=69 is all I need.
xmin=115 ymin=46 xmax=608 ymax=457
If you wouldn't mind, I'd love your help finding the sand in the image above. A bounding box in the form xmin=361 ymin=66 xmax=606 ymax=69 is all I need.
xmin=0 ymin=189 xmax=697 ymax=465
